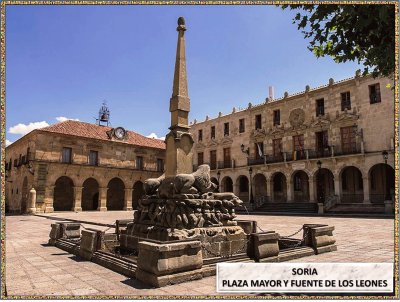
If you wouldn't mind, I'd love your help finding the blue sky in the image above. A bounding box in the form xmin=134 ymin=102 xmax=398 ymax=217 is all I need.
xmin=5 ymin=4 xmax=363 ymax=144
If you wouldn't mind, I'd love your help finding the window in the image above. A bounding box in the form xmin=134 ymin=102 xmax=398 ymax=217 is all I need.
xmin=14 ymin=159 xmax=18 ymax=167
xmin=223 ymin=148 xmax=231 ymax=167
xmin=316 ymin=98 xmax=325 ymax=116
xmin=341 ymin=91 xmax=351 ymax=111
xmin=211 ymin=126 xmax=216 ymax=139
xmin=293 ymin=135 xmax=305 ymax=159
xmin=62 ymin=147 xmax=72 ymax=163
xmin=340 ymin=126 xmax=356 ymax=154
xmin=294 ymin=174 xmax=302 ymax=191
xmin=157 ymin=158 xmax=164 ymax=172
xmin=224 ymin=122 xmax=229 ymax=136
xmin=198 ymin=152 xmax=204 ymax=166
xmin=89 ymin=150 xmax=98 ymax=166
xmin=273 ymin=110 xmax=280 ymax=126
xmin=239 ymin=119 xmax=245 ymax=133
xmin=293 ymin=135 xmax=305 ymax=151
xmin=255 ymin=114 xmax=262 ymax=130
xmin=254 ymin=142 xmax=264 ymax=159
xmin=210 ymin=150 xmax=217 ymax=170
xmin=8 ymin=159 xmax=11 ymax=170
xmin=198 ymin=129 xmax=203 ymax=142
xmin=136 ymin=156 xmax=143 ymax=170
xmin=272 ymin=138 xmax=282 ymax=158
xmin=18 ymin=154 xmax=22 ymax=166
xmin=316 ymin=131 xmax=329 ymax=154
xmin=21 ymin=155 xmax=26 ymax=165
xmin=369 ymin=83 xmax=381 ymax=104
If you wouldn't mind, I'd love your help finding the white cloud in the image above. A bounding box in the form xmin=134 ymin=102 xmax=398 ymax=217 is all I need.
xmin=146 ymin=133 xmax=165 ymax=140
xmin=9 ymin=121 xmax=49 ymax=135
xmin=5 ymin=139 xmax=12 ymax=146
xmin=56 ymin=116 xmax=80 ymax=122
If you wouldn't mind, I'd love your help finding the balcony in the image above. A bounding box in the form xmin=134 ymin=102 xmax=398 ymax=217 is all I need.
xmin=247 ymin=144 xmax=362 ymax=166
xmin=217 ymin=160 xmax=234 ymax=169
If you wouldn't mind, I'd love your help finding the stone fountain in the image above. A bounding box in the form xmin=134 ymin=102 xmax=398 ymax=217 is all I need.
xmin=48 ymin=17 xmax=337 ymax=289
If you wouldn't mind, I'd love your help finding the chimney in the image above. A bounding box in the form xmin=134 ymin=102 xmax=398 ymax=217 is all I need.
xmin=269 ymin=86 xmax=274 ymax=100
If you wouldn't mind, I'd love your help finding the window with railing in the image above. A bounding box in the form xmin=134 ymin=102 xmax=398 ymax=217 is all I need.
xmin=273 ymin=110 xmax=280 ymax=126
xmin=223 ymin=147 xmax=231 ymax=167
xmin=198 ymin=129 xmax=203 ymax=142
xmin=341 ymin=91 xmax=351 ymax=111
xmin=210 ymin=150 xmax=217 ymax=170
xmin=293 ymin=135 xmax=305 ymax=159
xmin=211 ymin=126 xmax=216 ymax=140
xmin=255 ymin=114 xmax=262 ymax=130
xmin=272 ymin=138 xmax=282 ymax=159
xmin=89 ymin=150 xmax=98 ymax=166
xmin=239 ymin=118 xmax=245 ymax=133
xmin=369 ymin=83 xmax=381 ymax=104
xmin=62 ymin=147 xmax=72 ymax=163
xmin=316 ymin=98 xmax=325 ymax=116
xmin=224 ymin=122 xmax=229 ymax=136
xmin=340 ymin=126 xmax=357 ymax=154
xmin=315 ymin=131 xmax=329 ymax=156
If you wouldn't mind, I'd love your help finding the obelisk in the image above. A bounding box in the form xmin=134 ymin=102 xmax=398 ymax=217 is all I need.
xmin=165 ymin=17 xmax=194 ymax=178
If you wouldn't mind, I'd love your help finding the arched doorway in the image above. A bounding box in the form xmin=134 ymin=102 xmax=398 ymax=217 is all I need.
xmin=369 ymin=164 xmax=395 ymax=203
xmin=292 ymin=171 xmax=309 ymax=202
xmin=254 ymin=173 xmax=267 ymax=203
xmin=54 ymin=176 xmax=74 ymax=211
xmin=272 ymin=172 xmax=287 ymax=202
xmin=236 ymin=175 xmax=249 ymax=202
xmin=82 ymin=178 xmax=99 ymax=211
xmin=132 ymin=181 xmax=144 ymax=210
xmin=21 ymin=177 xmax=28 ymax=214
xmin=221 ymin=176 xmax=233 ymax=193
xmin=340 ymin=166 xmax=363 ymax=203
xmin=315 ymin=168 xmax=335 ymax=203
xmin=107 ymin=178 xmax=125 ymax=210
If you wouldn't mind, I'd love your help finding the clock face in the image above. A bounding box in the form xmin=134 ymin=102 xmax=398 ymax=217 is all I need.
xmin=114 ymin=127 xmax=126 ymax=139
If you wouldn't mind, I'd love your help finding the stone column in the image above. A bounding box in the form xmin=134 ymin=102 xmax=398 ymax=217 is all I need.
xmin=98 ymin=187 xmax=108 ymax=211
xmin=309 ymin=176 xmax=316 ymax=202
xmin=269 ymin=178 xmax=274 ymax=202
xmin=44 ymin=185 xmax=55 ymax=213
xmin=333 ymin=175 xmax=340 ymax=201
xmin=124 ymin=188 xmax=133 ymax=211
xmin=286 ymin=178 xmax=293 ymax=203
xmin=363 ymin=177 xmax=370 ymax=204
xmin=27 ymin=187 xmax=37 ymax=214
xmin=73 ymin=186 xmax=83 ymax=212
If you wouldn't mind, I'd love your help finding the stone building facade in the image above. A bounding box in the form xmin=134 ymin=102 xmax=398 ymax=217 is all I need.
xmin=189 ymin=74 xmax=396 ymax=213
xmin=5 ymin=120 xmax=165 ymax=213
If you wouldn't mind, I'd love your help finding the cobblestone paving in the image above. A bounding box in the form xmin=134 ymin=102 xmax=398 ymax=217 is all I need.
xmin=4 ymin=212 xmax=395 ymax=297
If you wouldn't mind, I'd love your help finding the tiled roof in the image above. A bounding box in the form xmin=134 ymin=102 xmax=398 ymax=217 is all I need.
xmin=39 ymin=120 xmax=165 ymax=150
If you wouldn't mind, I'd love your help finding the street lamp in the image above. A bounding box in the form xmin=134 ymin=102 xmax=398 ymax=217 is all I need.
xmin=382 ymin=151 xmax=388 ymax=201
xmin=249 ymin=167 xmax=254 ymax=206
xmin=317 ymin=160 xmax=323 ymax=203
xmin=217 ymin=170 xmax=221 ymax=193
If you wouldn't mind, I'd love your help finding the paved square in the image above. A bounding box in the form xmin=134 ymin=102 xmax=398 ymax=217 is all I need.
xmin=5 ymin=212 xmax=395 ymax=297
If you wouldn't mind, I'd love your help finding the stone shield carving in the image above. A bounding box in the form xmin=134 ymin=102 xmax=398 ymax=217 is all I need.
xmin=289 ymin=108 xmax=305 ymax=127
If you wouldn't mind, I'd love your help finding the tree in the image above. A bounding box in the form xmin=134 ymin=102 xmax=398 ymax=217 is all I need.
xmin=281 ymin=4 xmax=395 ymax=78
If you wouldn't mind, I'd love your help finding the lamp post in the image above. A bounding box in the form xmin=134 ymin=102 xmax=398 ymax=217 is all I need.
xmin=382 ymin=151 xmax=388 ymax=201
xmin=249 ymin=167 xmax=254 ymax=206
xmin=317 ymin=160 xmax=322 ymax=203
xmin=217 ymin=170 xmax=221 ymax=193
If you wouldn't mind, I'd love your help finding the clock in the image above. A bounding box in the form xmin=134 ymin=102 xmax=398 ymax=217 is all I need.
xmin=114 ymin=127 xmax=126 ymax=140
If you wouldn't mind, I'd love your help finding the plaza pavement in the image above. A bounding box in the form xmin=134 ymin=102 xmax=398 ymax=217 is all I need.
xmin=4 ymin=211 xmax=395 ymax=297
